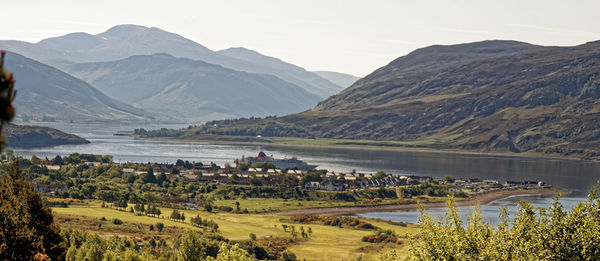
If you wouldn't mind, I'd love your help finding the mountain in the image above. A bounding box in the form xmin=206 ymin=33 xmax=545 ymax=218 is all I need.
xmin=65 ymin=53 xmax=321 ymax=122
xmin=152 ymin=40 xmax=600 ymax=160
xmin=312 ymin=71 xmax=360 ymax=88
xmin=0 ymin=24 xmax=343 ymax=98
xmin=4 ymin=124 xmax=89 ymax=148
xmin=4 ymin=52 xmax=153 ymax=123
xmin=217 ymin=47 xmax=344 ymax=97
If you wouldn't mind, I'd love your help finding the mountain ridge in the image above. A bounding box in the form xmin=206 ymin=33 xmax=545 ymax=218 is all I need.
xmin=4 ymin=52 xmax=155 ymax=123
xmin=144 ymin=40 xmax=600 ymax=160
xmin=1 ymin=24 xmax=345 ymax=98
xmin=65 ymin=53 xmax=322 ymax=122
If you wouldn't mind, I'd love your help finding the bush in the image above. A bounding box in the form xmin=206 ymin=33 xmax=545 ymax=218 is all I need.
xmin=406 ymin=189 xmax=600 ymax=261
xmin=361 ymin=229 xmax=399 ymax=244
xmin=290 ymin=215 xmax=377 ymax=230
xmin=155 ymin=222 xmax=164 ymax=232
xmin=218 ymin=206 xmax=233 ymax=212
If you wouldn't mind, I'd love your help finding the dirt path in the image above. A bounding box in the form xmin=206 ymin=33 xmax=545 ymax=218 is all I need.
xmin=274 ymin=188 xmax=562 ymax=216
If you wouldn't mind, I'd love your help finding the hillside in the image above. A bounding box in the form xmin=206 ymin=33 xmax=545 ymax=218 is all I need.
xmin=65 ymin=53 xmax=321 ymax=121
xmin=312 ymin=71 xmax=360 ymax=88
xmin=146 ymin=40 xmax=600 ymax=160
xmin=217 ymin=47 xmax=344 ymax=97
xmin=4 ymin=52 xmax=154 ymax=123
xmin=4 ymin=124 xmax=89 ymax=148
xmin=0 ymin=24 xmax=343 ymax=98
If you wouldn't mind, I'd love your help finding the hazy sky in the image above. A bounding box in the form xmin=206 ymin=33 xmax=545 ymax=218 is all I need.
xmin=4 ymin=0 xmax=600 ymax=76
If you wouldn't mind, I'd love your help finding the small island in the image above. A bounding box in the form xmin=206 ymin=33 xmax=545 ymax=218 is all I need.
xmin=4 ymin=124 xmax=89 ymax=148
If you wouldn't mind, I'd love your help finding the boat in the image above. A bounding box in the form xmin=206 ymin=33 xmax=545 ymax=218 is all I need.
xmin=236 ymin=151 xmax=317 ymax=171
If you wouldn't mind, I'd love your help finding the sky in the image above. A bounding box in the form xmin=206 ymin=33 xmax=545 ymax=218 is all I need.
xmin=4 ymin=0 xmax=600 ymax=76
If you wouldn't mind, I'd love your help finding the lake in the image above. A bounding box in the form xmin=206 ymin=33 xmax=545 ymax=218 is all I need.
xmin=11 ymin=123 xmax=600 ymax=224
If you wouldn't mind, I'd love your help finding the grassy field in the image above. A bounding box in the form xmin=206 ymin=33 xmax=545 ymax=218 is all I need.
xmin=52 ymin=204 xmax=417 ymax=260
xmin=214 ymin=195 xmax=460 ymax=214
xmin=215 ymin=198 xmax=363 ymax=213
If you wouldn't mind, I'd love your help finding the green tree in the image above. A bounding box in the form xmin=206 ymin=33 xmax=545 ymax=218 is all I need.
xmin=373 ymin=171 xmax=387 ymax=179
xmin=176 ymin=231 xmax=208 ymax=261
xmin=155 ymin=222 xmax=164 ymax=232
xmin=0 ymin=161 xmax=67 ymax=260
xmin=209 ymin=243 xmax=253 ymax=261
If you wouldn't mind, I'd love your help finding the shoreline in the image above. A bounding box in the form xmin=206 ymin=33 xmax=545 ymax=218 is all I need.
xmin=133 ymin=136 xmax=593 ymax=163
xmin=274 ymin=188 xmax=563 ymax=216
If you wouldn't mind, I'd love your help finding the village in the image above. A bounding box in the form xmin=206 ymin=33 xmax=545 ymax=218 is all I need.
xmin=17 ymin=151 xmax=551 ymax=196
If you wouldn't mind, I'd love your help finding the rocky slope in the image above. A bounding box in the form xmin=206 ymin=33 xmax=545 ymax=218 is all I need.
xmin=157 ymin=40 xmax=600 ymax=159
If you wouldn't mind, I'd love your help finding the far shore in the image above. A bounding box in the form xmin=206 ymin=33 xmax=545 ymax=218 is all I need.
xmin=132 ymin=135 xmax=593 ymax=163
xmin=274 ymin=188 xmax=563 ymax=216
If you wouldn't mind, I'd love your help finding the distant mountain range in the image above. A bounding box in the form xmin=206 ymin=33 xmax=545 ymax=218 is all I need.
xmin=65 ymin=53 xmax=321 ymax=121
xmin=155 ymin=40 xmax=600 ymax=160
xmin=4 ymin=52 xmax=154 ymax=123
xmin=0 ymin=24 xmax=347 ymax=99
xmin=0 ymin=24 xmax=358 ymax=123
xmin=311 ymin=71 xmax=360 ymax=88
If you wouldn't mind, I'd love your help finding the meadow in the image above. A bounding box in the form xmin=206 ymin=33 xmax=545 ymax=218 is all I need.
xmin=52 ymin=202 xmax=418 ymax=260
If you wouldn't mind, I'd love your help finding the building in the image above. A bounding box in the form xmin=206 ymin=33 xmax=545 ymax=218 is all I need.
xmin=122 ymin=168 xmax=135 ymax=175
xmin=305 ymin=181 xmax=321 ymax=190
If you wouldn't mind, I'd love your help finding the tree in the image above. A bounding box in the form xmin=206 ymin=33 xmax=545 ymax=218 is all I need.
xmin=0 ymin=161 xmax=67 ymax=260
xmin=300 ymin=172 xmax=322 ymax=186
xmin=176 ymin=231 xmax=208 ymax=261
xmin=249 ymin=174 xmax=262 ymax=186
xmin=141 ymin=169 xmax=156 ymax=183
xmin=373 ymin=171 xmax=387 ymax=179
xmin=211 ymin=243 xmax=253 ymax=261
xmin=0 ymin=51 xmax=16 ymax=149
xmin=155 ymin=222 xmax=164 ymax=232
xmin=51 ymin=155 xmax=64 ymax=165
xmin=171 ymin=209 xmax=182 ymax=220
xmin=229 ymin=173 xmax=240 ymax=183
xmin=156 ymin=172 xmax=167 ymax=184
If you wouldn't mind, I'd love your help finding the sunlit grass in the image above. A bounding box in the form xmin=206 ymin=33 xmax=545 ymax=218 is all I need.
xmin=52 ymin=204 xmax=417 ymax=260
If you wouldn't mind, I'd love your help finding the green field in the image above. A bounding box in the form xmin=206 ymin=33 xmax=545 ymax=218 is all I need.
xmin=214 ymin=195 xmax=460 ymax=214
xmin=52 ymin=204 xmax=417 ymax=260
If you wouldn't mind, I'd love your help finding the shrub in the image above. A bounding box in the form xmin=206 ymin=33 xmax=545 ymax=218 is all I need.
xmin=406 ymin=189 xmax=600 ymax=260
xmin=218 ymin=206 xmax=233 ymax=212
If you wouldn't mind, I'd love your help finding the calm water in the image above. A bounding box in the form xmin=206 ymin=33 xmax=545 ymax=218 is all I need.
xmin=11 ymin=123 xmax=600 ymax=224
xmin=357 ymin=194 xmax=584 ymax=226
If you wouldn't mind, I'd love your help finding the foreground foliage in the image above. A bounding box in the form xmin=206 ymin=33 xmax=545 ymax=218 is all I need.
xmin=0 ymin=162 xmax=67 ymax=260
xmin=398 ymin=187 xmax=600 ymax=260
xmin=65 ymin=229 xmax=261 ymax=261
